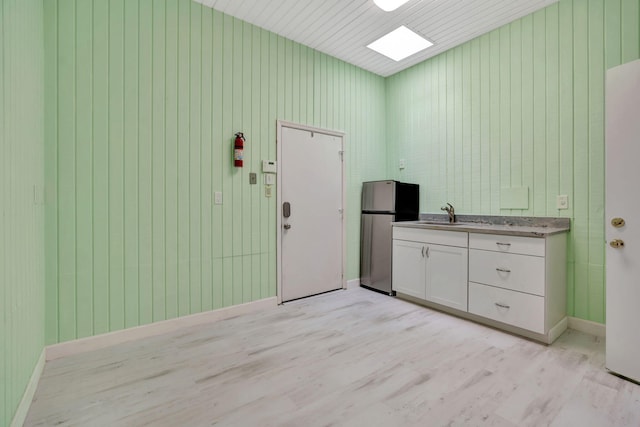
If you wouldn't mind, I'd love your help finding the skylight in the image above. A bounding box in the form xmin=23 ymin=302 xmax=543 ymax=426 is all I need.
xmin=373 ymin=0 xmax=411 ymax=12
xmin=366 ymin=26 xmax=433 ymax=62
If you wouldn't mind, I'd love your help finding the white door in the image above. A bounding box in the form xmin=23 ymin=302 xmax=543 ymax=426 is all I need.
xmin=278 ymin=122 xmax=344 ymax=303
xmin=605 ymin=59 xmax=640 ymax=382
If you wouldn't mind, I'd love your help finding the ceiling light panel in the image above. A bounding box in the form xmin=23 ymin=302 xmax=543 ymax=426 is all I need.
xmin=367 ymin=26 xmax=433 ymax=62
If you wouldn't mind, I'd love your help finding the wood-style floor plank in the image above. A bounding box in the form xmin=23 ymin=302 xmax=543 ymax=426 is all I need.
xmin=25 ymin=287 xmax=640 ymax=426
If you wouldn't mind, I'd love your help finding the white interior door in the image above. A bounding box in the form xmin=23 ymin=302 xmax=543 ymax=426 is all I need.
xmin=605 ymin=59 xmax=640 ymax=382
xmin=278 ymin=122 xmax=344 ymax=303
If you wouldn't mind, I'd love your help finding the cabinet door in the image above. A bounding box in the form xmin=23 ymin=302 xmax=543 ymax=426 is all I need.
xmin=426 ymin=244 xmax=468 ymax=311
xmin=392 ymin=240 xmax=426 ymax=299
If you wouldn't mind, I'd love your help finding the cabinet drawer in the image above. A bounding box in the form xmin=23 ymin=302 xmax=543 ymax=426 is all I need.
xmin=469 ymin=249 xmax=545 ymax=296
xmin=393 ymin=227 xmax=468 ymax=247
xmin=468 ymin=282 xmax=545 ymax=333
xmin=469 ymin=233 xmax=545 ymax=256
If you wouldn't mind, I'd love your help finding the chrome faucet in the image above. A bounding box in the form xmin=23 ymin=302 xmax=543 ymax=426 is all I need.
xmin=441 ymin=203 xmax=456 ymax=223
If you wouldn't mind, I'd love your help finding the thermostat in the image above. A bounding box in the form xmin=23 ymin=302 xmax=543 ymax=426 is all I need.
xmin=262 ymin=160 xmax=277 ymax=173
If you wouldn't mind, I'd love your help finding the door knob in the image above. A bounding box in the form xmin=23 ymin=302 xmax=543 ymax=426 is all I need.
xmin=610 ymin=239 xmax=624 ymax=248
xmin=283 ymin=224 xmax=292 ymax=230
xmin=611 ymin=217 xmax=626 ymax=228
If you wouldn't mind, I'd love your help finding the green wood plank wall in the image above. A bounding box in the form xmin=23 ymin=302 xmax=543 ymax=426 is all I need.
xmin=44 ymin=0 xmax=387 ymax=344
xmin=1 ymin=0 xmax=45 ymax=425
xmin=386 ymin=0 xmax=640 ymax=323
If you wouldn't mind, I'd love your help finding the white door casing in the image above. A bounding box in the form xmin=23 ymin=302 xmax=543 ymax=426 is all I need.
xmin=277 ymin=121 xmax=346 ymax=303
xmin=605 ymin=58 xmax=640 ymax=383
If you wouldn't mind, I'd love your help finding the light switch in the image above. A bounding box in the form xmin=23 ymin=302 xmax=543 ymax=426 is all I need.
xmin=264 ymin=173 xmax=275 ymax=185
xmin=214 ymin=192 xmax=223 ymax=205
xmin=557 ymin=195 xmax=568 ymax=210
xmin=399 ymin=159 xmax=406 ymax=169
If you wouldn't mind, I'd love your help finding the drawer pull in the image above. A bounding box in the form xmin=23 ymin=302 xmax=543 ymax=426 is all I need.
xmin=494 ymin=302 xmax=510 ymax=309
xmin=496 ymin=267 xmax=511 ymax=273
xmin=496 ymin=242 xmax=511 ymax=247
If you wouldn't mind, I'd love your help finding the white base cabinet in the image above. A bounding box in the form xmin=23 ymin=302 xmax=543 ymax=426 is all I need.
xmin=392 ymin=226 xmax=568 ymax=344
xmin=392 ymin=228 xmax=468 ymax=311
xmin=392 ymin=240 xmax=426 ymax=299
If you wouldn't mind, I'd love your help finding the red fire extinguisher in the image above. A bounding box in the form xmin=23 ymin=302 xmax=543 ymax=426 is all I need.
xmin=234 ymin=132 xmax=245 ymax=167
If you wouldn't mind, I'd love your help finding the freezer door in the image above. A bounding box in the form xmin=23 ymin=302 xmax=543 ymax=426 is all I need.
xmin=360 ymin=213 xmax=394 ymax=294
xmin=361 ymin=181 xmax=396 ymax=212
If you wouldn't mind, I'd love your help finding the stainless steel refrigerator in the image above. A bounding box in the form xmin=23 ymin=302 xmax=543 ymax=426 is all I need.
xmin=360 ymin=180 xmax=419 ymax=295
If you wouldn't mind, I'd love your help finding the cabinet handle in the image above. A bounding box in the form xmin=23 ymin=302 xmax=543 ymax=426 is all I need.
xmin=421 ymin=246 xmax=425 ymax=257
xmin=496 ymin=267 xmax=511 ymax=273
xmin=426 ymin=246 xmax=430 ymax=258
xmin=496 ymin=242 xmax=511 ymax=247
xmin=494 ymin=302 xmax=510 ymax=309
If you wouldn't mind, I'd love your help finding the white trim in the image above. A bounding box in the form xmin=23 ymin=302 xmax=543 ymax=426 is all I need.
xmin=548 ymin=317 xmax=569 ymax=344
xmin=46 ymin=297 xmax=277 ymax=361
xmin=10 ymin=348 xmax=46 ymax=427
xmin=347 ymin=278 xmax=361 ymax=290
xmin=276 ymin=120 xmax=347 ymax=304
xmin=568 ymin=316 xmax=606 ymax=337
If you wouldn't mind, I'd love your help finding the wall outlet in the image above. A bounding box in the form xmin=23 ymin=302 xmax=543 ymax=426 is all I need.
xmin=249 ymin=173 xmax=257 ymax=184
xmin=214 ymin=192 xmax=223 ymax=205
xmin=557 ymin=195 xmax=568 ymax=210
xmin=399 ymin=159 xmax=406 ymax=169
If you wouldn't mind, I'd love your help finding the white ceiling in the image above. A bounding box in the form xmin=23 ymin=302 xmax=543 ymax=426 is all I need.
xmin=195 ymin=0 xmax=559 ymax=77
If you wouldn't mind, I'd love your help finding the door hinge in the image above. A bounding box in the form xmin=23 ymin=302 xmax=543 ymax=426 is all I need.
xmin=338 ymin=208 xmax=344 ymax=219
xmin=339 ymin=150 xmax=344 ymax=160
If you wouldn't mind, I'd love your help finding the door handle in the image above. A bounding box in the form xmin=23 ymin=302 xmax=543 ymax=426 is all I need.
xmin=611 ymin=217 xmax=625 ymax=228
xmin=284 ymin=224 xmax=292 ymax=230
xmin=283 ymin=202 xmax=291 ymax=218
xmin=610 ymin=239 xmax=624 ymax=248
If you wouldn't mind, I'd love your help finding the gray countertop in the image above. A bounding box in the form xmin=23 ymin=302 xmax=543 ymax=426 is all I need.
xmin=392 ymin=214 xmax=571 ymax=237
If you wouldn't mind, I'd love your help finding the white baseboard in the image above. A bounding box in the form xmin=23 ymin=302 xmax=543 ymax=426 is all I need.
xmin=346 ymin=278 xmax=360 ymax=290
xmin=568 ymin=316 xmax=606 ymax=337
xmin=46 ymin=297 xmax=278 ymax=361
xmin=548 ymin=317 xmax=569 ymax=344
xmin=11 ymin=348 xmax=46 ymax=427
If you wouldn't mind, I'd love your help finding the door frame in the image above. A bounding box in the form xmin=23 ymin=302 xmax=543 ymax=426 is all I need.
xmin=276 ymin=120 xmax=346 ymax=304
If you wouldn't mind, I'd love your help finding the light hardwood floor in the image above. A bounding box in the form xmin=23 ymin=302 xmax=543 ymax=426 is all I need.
xmin=25 ymin=287 xmax=640 ymax=426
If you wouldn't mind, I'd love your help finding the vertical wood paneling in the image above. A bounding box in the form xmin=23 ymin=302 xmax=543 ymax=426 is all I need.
xmin=109 ymin=0 xmax=125 ymax=332
xmin=572 ymin=0 xmax=589 ymax=320
xmin=123 ymin=0 xmax=140 ymax=328
xmin=45 ymin=0 xmax=386 ymax=343
xmin=92 ymin=0 xmax=110 ymax=336
xmin=151 ymin=0 xmax=167 ymax=323
xmin=200 ymin=5 xmax=213 ymax=312
xmin=2 ymin=0 xmax=45 ymax=424
xmin=57 ymin=0 xmax=77 ymax=343
xmin=137 ymin=0 xmax=154 ymax=326
xmin=44 ymin=0 xmax=59 ymax=346
xmin=75 ymin=0 xmax=93 ymax=340
xmin=164 ymin=0 xmax=179 ymax=320
xmin=386 ymin=0 xmax=640 ymax=322
xmin=545 ymin=5 xmax=560 ymax=217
